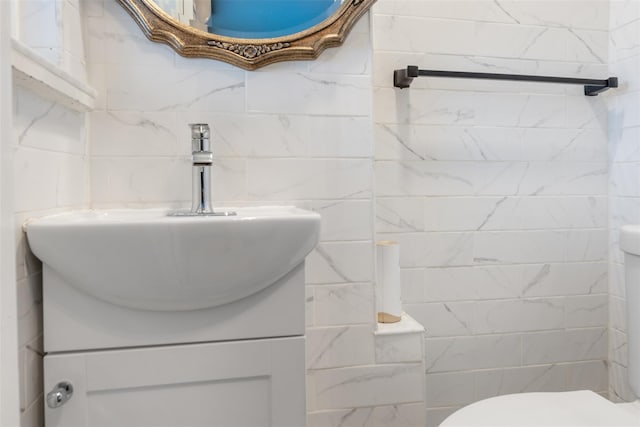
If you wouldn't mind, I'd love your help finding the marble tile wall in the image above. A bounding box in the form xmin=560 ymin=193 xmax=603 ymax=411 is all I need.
xmin=607 ymin=0 xmax=640 ymax=403
xmin=13 ymin=2 xmax=90 ymax=426
xmin=17 ymin=0 xmax=87 ymax=81
xmin=13 ymin=86 xmax=89 ymax=426
xmin=371 ymin=0 xmax=611 ymax=424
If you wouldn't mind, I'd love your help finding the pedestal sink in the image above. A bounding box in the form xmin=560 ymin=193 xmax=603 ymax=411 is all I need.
xmin=27 ymin=206 xmax=319 ymax=427
xmin=26 ymin=206 xmax=320 ymax=311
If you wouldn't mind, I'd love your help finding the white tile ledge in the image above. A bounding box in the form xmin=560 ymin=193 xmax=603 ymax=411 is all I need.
xmin=375 ymin=312 xmax=425 ymax=336
xmin=11 ymin=39 xmax=96 ymax=112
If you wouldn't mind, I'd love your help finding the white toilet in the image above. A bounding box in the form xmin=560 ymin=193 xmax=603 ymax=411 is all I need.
xmin=440 ymin=225 xmax=640 ymax=426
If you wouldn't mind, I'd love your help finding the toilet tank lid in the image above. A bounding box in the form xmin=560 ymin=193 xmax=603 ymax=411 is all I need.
xmin=621 ymin=225 xmax=640 ymax=256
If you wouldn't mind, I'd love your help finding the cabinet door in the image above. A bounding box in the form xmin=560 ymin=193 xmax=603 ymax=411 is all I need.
xmin=44 ymin=337 xmax=305 ymax=427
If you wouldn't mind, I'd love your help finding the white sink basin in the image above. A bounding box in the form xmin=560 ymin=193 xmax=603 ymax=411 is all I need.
xmin=26 ymin=207 xmax=320 ymax=311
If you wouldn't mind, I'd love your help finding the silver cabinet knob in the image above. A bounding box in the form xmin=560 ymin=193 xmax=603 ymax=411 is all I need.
xmin=46 ymin=381 xmax=73 ymax=408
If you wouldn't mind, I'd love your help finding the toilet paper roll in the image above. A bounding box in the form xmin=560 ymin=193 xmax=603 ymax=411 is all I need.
xmin=376 ymin=240 xmax=402 ymax=323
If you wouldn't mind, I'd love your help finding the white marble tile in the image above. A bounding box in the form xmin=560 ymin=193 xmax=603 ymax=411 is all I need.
xmin=307 ymin=31 xmax=371 ymax=75
xmin=375 ymin=124 xmax=523 ymax=162
xmin=425 ymin=406 xmax=459 ymax=427
xmin=610 ymin=327 xmax=628 ymax=367
xmin=374 ymin=88 xmax=477 ymax=126
xmin=14 ymin=88 xmax=85 ymax=155
xmin=306 ymin=242 xmax=374 ymax=284
xmin=473 ymin=230 xmax=607 ymax=265
xmin=566 ymin=95 xmax=609 ymax=129
xmin=372 ymin=0 xmax=516 ymax=24
xmin=610 ymin=0 xmax=640 ymax=30
xmin=565 ymin=229 xmax=609 ymax=261
xmin=566 ymin=29 xmax=608 ymax=63
xmin=246 ymin=72 xmax=371 ymax=116
xmin=516 ymin=262 xmax=608 ymax=297
xmin=307 ymin=325 xmax=375 ymax=369
xmin=474 ymin=23 xmax=566 ymax=62
xmin=609 ymin=361 xmax=637 ymax=402
xmin=610 ymin=162 xmax=640 ymax=197
xmin=102 ymin=9 xmax=175 ymax=67
xmin=19 ymin=0 xmax=62 ymax=51
xmin=376 ymin=197 xmax=424 ymax=233
xmin=14 ymin=148 xmax=87 ymax=213
xmin=19 ymin=395 xmax=43 ymax=427
xmin=422 ymin=262 xmax=607 ymax=303
xmin=375 ymin=332 xmax=423 ymax=364
xmin=474 ymin=364 xmax=567 ymax=400
xmin=90 ymin=157 xmax=191 ymax=204
xmin=90 ymin=111 xmax=180 ymax=157
xmin=610 ymin=126 xmax=640 ymax=163
xmin=247 ymin=159 xmax=372 ymax=201
xmin=312 ymin=283 xmax=375 ymax=327
xmin=474 ymin=298 xmax=565 ymax=334
xmin=380 ymin=232 xmax=474 ymax=268
xmin=522 ymin=128 xmax=607 ymax=162
xmin=372 ymin=15 xmax=475 ymax=55
xmin=17 ymin=292 xmax=43 ymax=349
xmin=16 ymin=274 xmax=42 ymax=320
xmin=306 ymin=287 xmax=315 ymax=328
xmin=106 ymin=65 xmax=246 ymax=112
xmin=307 ymin=402 xmax=426 ymax=427
xmin=425 ymin=334 xmax=521 ymax=373
xmin=311 ymin=364 xmax=424 ymax=409
xmin=610 ymin=295 xmax=627 ymax=333
xmin=23 ymin=344 xmax=43 ymax=412
xmin=492 ymin=1 xmax=609 ymax=31
xmin=310 ymin=200 xmax=373 ymax=242
xmin=425 ymin=371 xmax=475 ymax=407
xmin=610 ymin=18 xmax=640 ymax=61
xmin=376 ymin=161 xmax=528 ymax=197
xmin=61 ymin=0 xmax=86 ymax=80
xmin=82 ymin=0 xmax=104 ymax=18
xmin=176 ymin=114 xmax=372 ymax=160
xmin=564 ymin=295 xmax=608 ymax=328
xmin=522 ymin=328 xmax=607 ymax=364
xmin=400 ymin=269 xmax=425 ymax=304
xmin=565 ymin=360 xmax=608 ymax=392
xmin=517 ymin=162 xmax=608 ymax=196
xmin=404 ymin=302 xmax=475 ymax=337
xmin=424 ymin=196 xmax=607 ymax=231
xmin=609 ymin=261 xmax=626 ymax=299
xmin=474 ymin=93 xmax=565 ymax=128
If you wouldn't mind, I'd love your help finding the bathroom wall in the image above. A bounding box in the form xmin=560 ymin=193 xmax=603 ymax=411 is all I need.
xmin=608 ymin=0 xmax=640 ymax=403
xmin=84 ymin=1 xmax=425 ymax=425
xmin=371 ymin=1 xmax=611 ymax=424
xmin=13 ymin=1 xmax=90 ymax=426
xmin=13 ymin=87 xmax=89 ymax=427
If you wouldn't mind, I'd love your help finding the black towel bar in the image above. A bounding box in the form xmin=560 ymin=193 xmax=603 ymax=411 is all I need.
xmin=393 ymin=66 xmax=618 ymax=96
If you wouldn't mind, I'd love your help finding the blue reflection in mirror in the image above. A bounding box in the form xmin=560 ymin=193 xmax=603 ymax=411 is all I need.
xmin=208 ymin=0 xmax=344 ymax=38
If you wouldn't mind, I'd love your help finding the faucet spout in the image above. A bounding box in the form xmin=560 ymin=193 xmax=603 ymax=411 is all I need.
xmin=190 ymin=124 xmax=214 ymax=214
xmin=168 ymin=124 xmax=236 ymax=217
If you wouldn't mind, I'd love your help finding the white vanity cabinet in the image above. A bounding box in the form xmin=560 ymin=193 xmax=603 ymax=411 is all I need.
xmin=44 ymin=337 xmax=305 ymax=427
xmin=42 ymin=262 xmax=308 ymax=427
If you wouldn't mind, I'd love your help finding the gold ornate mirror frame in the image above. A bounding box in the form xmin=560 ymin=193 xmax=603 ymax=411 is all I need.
xmin=116 ymin=0 xmax=376 ymax=70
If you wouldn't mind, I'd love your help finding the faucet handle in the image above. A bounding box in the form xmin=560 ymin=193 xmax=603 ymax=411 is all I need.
xmin=189 ymin=123 xmax=210 ymax=152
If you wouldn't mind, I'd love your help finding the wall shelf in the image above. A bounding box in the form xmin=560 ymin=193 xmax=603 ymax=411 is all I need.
xmin=11 ymin=39 xmax=97 ymax=112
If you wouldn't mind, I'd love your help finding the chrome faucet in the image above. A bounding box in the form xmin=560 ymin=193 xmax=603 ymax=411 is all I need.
xmin=190 ymin=123 xmax=214 ymax=214
xmin=170 ymin=124 xmax=235 ymax=217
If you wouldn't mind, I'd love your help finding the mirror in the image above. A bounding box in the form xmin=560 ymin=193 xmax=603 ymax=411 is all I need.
xmin=116 ymin=0 xmax=376 ymax=70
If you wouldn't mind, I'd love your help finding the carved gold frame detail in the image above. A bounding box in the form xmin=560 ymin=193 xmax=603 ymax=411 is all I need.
xmin=116 ymin=0 xmax=377 ymax=70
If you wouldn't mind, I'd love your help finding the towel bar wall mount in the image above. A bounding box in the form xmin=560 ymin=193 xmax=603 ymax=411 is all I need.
xmin=394 ymin=66 xmax=618 ymax=96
